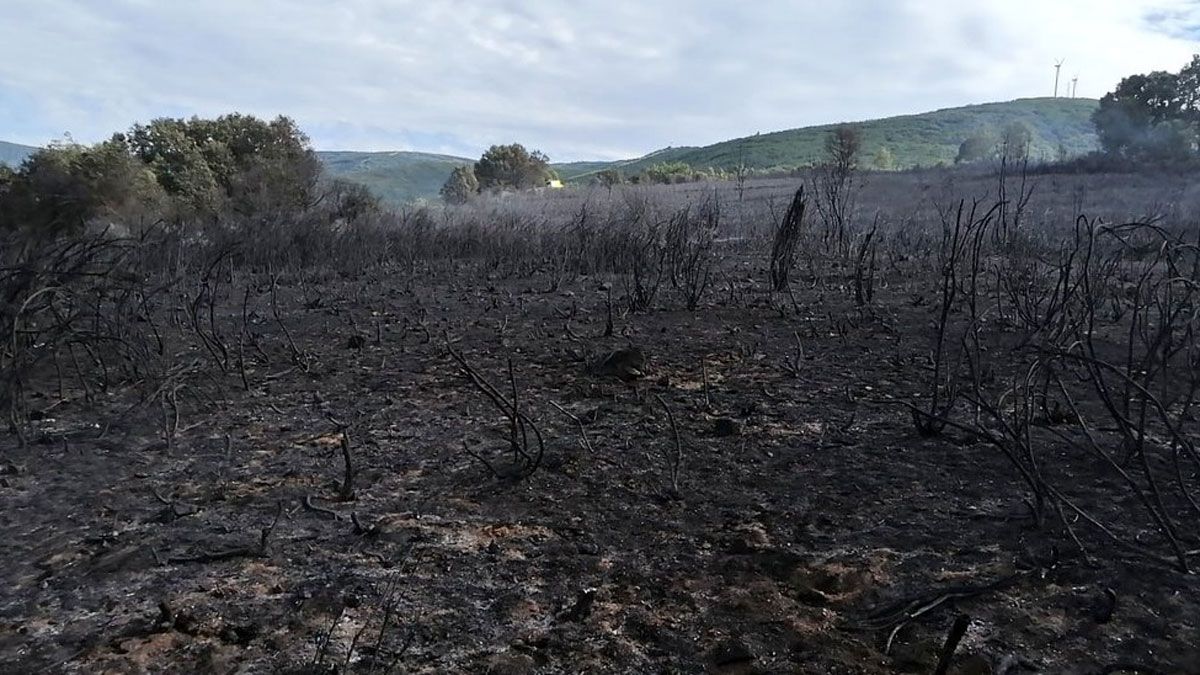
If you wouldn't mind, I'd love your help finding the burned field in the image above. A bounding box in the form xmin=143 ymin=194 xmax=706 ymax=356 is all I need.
xmin=2 ymin=170 xmax=1200 ymax=673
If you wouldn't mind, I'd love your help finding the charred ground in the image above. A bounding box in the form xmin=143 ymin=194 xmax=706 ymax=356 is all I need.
xmin=2 ymin=168 xmax=1199 ymax=674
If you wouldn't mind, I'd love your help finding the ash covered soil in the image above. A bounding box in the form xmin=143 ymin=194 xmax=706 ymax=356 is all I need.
xmin=2 ymin=259 xmax=1197 ymax=674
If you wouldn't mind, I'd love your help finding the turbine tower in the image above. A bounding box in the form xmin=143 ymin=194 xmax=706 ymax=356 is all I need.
xmin=1054 ymin=59 xmax=1066 ymax=97
xmin=1071 ymin=75 xmax=1079 ymax=99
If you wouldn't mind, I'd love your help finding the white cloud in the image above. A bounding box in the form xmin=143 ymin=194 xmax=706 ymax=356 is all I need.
xmin=0 ymin=0 xmax=1196 ymax=159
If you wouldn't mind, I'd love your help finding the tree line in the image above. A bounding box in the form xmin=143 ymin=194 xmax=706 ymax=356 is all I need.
xmin=440 ymin=144 xmax=558 ymax=204
xmin=7 ymin=55 xmax=1199 ymax=232
xmin=1092 ymin=55 xmax=1200 ymax=161
xmin=0 ymin=114 xmax=377 ymax=237
xmin=954 ymin=55 xmax=1200 ymax=168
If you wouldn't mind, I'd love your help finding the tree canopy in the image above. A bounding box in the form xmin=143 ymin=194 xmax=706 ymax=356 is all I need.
xmin=824 ymin=125 xmax=862 ymax=172
xmin=594 ymin=169 xmax=625 ymax=189
xmin=126 ymin=114 xmax=320 ymax=216
xmin=872 ymin=146 xmax=896 ymax=171
xmin=999 ymin=121 xmax=1033 ymax=162
xmin=473 ymin=144 xmax=552 ymax=191
xmin=0 ymin=114 xmax=322 ymax=234
xmin=0 ymin=138 xmax=165 ymax=234
xmin=955 ymin=131 xmax=995 ymax=164
xmin=440 ymin=166 xmax=479 ymax=204
xmin=644 ymin=161 xmax=694 ymax=184
xmin=1094 ymin=55 xmax=1200 ymax=160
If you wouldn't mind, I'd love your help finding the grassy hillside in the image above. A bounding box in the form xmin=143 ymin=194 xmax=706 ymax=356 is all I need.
xmin=0 ymin=140 xmax=37 ymax=167
xmin=552 ymin=148 xmax=693 ymax=181
xmin=550 ymin=160 xmax=625 ymax=178
xmin=559 ymin=98 xmax=1100 ymax=180
xmin=3 ymin=98 xmax=1102 ymax=202
xmin=316 ymin=150 xmax=473 ymax=204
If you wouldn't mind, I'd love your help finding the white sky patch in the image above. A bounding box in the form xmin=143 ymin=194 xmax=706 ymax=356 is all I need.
xmin=0 ymin=0 xmax=1197 ymax=160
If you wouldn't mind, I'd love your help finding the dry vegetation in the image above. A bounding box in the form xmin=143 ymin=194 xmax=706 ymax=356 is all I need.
xmin=3 ymin=165 xmax=1200 ymax=673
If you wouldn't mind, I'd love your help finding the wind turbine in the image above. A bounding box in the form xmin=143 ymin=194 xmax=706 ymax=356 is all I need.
xmin=1071 ymin=75 xmax=1079 ymax=99
xmin=1054 ymin=59 xmax=1066 ymax=97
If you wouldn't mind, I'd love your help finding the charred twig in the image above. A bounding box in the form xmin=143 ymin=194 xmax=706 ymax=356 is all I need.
xmin=167 ymin=501 xmax=282 ymax=564
xmin=461 ymin=438 xmax=503 ymax=480
xmin=260 ymin=500 xmax=284 ymax=551
xmin=853 ymin=571 xmax=1027 ymax=654
xmin=351 ymin=512 xmax=379 ymax=537
xmin=604 ymin=286 xmax=614 ymax=337
xmin=312 ymin=606 xmax=346 ymax=670
xmin=150 ymin=487 xmax=197 ymax=520
xmin=853 ymin=223 xmax=878 ymax=307
xmin=447 ymin=337 xmax=545 ymax=477
xmin=781 ymin=331 xmax=807 ymax=378
xmin=304 ymin=494 xmax=342 ymax=520
xmin=269 ymin=274 xmax=308 ymax=372
xmin=338 ymin=427 xmax=356 ymax=502
xmin=655 ymin=394 xmax=684 ymax=499
xmin=237 ymin=285 xmax=252 ymax=392
xmin=933 ymin=614 xmax=971 ymax=675
xmin=166 ymin=547 xmax=256 ymax=565
xmin=550 ymin=400 xmax=595 ymax=454
xmin=563 ymin=320 xmax=584 ymax=342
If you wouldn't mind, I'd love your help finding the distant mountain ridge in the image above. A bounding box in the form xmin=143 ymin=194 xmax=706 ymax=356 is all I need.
xmin=2 ymin=98 xmax=1102 ymax=203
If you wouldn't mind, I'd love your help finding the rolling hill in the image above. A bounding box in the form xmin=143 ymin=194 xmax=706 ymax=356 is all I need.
xmin=317 ymin=150 xmax=473 ymax=204
xmin=0 ymin=140 xmax=37 ymax=167
xmin=2 ymin=98 xmax=1102 ymax=203
xmin=556 ymin=97 xmax=1101 ymax=180
xmin=321 ymin=98 xmax=1101 ymax=199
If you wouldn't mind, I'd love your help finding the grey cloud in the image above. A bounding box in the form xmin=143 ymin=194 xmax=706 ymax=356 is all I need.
xmin=0 ymin=1 xmax=1196 ymax=160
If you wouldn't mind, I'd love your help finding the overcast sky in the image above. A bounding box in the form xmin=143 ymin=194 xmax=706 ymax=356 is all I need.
xmin=1 ymin=1 xmax=1198 ymax=161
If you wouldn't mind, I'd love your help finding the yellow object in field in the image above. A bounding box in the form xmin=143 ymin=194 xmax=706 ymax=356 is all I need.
xmin=546 ymin=179 xmax=564 ymax=189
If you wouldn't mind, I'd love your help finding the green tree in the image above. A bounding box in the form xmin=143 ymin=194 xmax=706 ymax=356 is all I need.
xmin=0 ymin=163 xmax=15 ymax=214
xmin=473 ymin=144 xmax=551 ymax=191
xmin=1176 ymin=54 xmax=1200 ymax=120
xmin=594 ymin=168 xmax=624 ymax=195
xmin=0 ymin=113 xmax=326 ymax=238
xmin=126 ymin=119 xmax=222 ymax=213
xmin=644 ymin=161 xmax=693 ymax=184
xmin=0 ymin=139 xmax=166 ymax=234
xmin=999 ymin=121 xmax=1033 ymax=163
xmin=205 ymin=115 xmax=321 ymax=216
xmin=0 ymin=143 xmax=94 ymax=232
xmin=956 ymin=131 xmax=995 ymax=164
xmin=594 ymin=168 xmax=624 ymax=188
xmin=872 ymin=146 xmax=896 ymax=170
xmin=826 ymin=125 xmax=862 ymax=171
xmin=440 ymin=165 xmax=479 ymax=204
xmin=326 ymin=178 xmax=382 ymax=221
xmin=126 ymin=114 xmax=319 ymax=216
xmin=1094 ymin=57 xmax=1200 ymax=158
